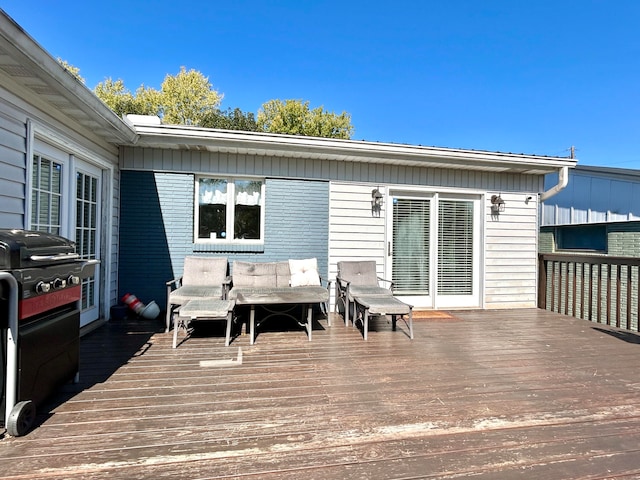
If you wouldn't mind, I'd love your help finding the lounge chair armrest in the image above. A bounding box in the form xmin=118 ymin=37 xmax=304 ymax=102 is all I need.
xmin=166 ymin=276 xmax=183 ymax=289
xmin=377 ymin=276 xmax=394 ymax=289
xmin=222 ymin=276 xmax=233 ymax=299
xmin=335 ymin=275 xmax=350 ymax=289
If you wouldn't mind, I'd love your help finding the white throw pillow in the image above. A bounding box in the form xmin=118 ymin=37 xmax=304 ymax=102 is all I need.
xmin=289 ymin=258 xmax=321 ymax=287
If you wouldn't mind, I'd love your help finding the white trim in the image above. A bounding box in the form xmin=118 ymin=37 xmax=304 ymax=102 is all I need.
xmin=101 ymin=165 xmax=115 ymax=319
xmin=385 ymin=188 xmax=483 ymax=309
xmin=129 ymin=119 xmax=577 ymax=174
xmin=194 ymin=175 xmax=266 ymax=245
xmin=24 ymin=119 xmax=34 ymax=229
xmin=33 ymin=120 xmax=115 ymax=170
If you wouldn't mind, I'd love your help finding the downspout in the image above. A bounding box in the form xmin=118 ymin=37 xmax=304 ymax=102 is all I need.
xmin=540 ymin=165 xmax=569 ymax=202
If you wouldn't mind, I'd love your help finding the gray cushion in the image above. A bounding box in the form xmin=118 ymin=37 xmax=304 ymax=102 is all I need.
xmin=182 ymin=256 xmax=228 ymax=286
xmin=232 ymin=261 xmax=291 ymax=288
xmin=170 ymin=285 xmax=222 ymax=304
xmin=349 ymin=285 xmax=391 ymax=297
xmin=337 ymin=261 xmax=380 ymax=286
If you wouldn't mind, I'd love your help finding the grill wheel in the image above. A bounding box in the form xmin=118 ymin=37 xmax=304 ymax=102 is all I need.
xmin=7 ymin=400 xmax=36 ymax=437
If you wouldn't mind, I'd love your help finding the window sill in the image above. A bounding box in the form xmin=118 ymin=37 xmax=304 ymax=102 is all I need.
xmin=193 ymin=242 xmax=265 ymax=253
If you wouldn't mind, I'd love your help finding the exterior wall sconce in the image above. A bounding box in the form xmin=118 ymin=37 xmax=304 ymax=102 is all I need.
xmin=371 ymin=187 xmax=383 ymax=217
xmin=491 ymin=194 xmax=505 ymax=214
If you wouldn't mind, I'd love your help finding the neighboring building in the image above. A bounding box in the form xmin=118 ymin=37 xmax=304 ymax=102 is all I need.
xmin=541 ymin=166 xmax=640 ymax=256
xmin=0 ymin=9 xmax=578 ymax=330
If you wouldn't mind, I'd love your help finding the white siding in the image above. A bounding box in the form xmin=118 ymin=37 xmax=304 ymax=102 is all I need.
xmin=0 ymin=104 xmax=26 ymax=227
xmin=329 ymin=183 xmax=387 ymax=306
xmin=485 ymin=191 xmax=539 ymax=308
xmin=329 ymin=182 xmax=541 ymax=310
xmin=122 ymin=147 xmax=544 ymax=191
xmin=0 ymin=84 xmax=120 ymax=322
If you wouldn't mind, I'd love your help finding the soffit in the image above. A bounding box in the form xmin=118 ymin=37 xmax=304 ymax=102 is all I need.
xmin=0 ymin=11 xmax=136 ymax=145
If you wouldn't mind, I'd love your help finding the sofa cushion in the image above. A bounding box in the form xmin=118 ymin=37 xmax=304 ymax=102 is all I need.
xmin=232 ymin=261 xmax=277 ymax=288
xmin=289 ymin=258 xmax=321 ymax=287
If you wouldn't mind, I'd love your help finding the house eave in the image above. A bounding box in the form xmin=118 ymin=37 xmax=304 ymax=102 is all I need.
xmin=131 ymin=123 xmax=578 ymax=175
xmin=0 ymin=9 xmax=137 ymax=145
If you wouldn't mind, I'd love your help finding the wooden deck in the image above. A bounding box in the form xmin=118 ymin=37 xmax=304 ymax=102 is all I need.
xmin=3 ymin=308 xmax=640 ymax=479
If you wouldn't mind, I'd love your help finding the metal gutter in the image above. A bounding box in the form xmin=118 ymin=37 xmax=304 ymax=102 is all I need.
xmin=130 ymin=119 xmax=578 ymax=173
xmin=540 ymin=166 xmax=570 ymax=202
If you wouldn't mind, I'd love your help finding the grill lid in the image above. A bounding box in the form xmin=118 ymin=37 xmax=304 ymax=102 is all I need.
xmin=0 ymin=229 xmax=78 ymax=270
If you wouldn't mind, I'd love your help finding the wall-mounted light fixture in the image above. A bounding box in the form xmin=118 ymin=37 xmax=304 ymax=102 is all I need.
xmin=490 ymin=194 xmax=505 ymax=214
xmin=371 ymin=187 xmax=383 ymax=217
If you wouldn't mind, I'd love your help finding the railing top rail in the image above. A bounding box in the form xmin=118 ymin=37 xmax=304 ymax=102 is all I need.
xmin=539 ymin=253 xmax=640 ymax=267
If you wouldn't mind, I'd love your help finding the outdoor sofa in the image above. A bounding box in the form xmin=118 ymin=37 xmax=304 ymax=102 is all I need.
xmin=228 ymin=259 xmax=330 ymax=343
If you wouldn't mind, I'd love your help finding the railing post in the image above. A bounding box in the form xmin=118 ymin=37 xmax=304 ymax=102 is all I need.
xmin=538 ymin=254 xmax=547 ymax=309
xmin=538 ymin=253 xmax=640 ymax=333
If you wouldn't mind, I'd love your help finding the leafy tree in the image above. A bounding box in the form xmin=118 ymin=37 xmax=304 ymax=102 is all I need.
xmin=200 ymin=107 xmax=258 ymax=131
xmin=94 ymin=67 xmax=222 ymax=125
xmin=93 ymin=78 xmax=152 ymax=117
xmin=58 ymin=58 xmax=85 ymax=84
xmin=257 ymin=99 xmax=354 ymax=139
xmin=158 ymin=67 xmax=223 ymax=125
xmin=88 ymin=65 xmax=355 ymax=138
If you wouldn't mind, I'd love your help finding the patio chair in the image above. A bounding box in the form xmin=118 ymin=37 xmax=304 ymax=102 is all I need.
xmin=335 ymin=260 xmax=413 ymax=340
xmin=165 ymin=256 xmax=230 ymax=332
xmin=334 ymin=260 xmax=392 ymax=326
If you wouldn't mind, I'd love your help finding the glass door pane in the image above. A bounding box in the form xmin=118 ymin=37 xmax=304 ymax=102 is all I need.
xmin=76 ymin=170 xmax=100 ymax=324
xmin=392 ymin=198 xmax=430 ymax=294
xmin=437 ymin=199 xmax=474 ymax=295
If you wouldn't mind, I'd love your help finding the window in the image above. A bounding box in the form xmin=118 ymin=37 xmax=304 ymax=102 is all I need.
xmin=31 ymin=155 xmax=62 ymax=234
xmin=196 ymin=177 xmax=264 ymax=242
xmin=556 ymin=224 xmax=607 ymax=252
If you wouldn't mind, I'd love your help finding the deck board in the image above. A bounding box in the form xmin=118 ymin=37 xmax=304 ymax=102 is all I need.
xmin=3 ymin=308 xmax=640 ymax=479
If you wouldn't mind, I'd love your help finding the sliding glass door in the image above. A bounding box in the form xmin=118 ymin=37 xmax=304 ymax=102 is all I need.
xmin=388 ymin=192 xmax=480 ymax=308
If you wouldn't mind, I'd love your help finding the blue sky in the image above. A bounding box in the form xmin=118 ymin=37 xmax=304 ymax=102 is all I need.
xmin=3 ymin=1 xmax=639 ymax=168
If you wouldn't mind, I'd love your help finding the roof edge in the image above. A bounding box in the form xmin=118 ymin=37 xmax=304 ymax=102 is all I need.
xmin=0 ymin=9 xmax=137 ymax=144
xmin=129 ymin=118 xmax=578 ymax=171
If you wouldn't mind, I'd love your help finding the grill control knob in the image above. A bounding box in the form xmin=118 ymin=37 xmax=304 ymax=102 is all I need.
xmin=67 ymin=275 xmax=81 ymax=286
xmin=35 ymin=281 xmax=51 ymax=294
xmin=52 ymin=278 xmax=67 ymax=290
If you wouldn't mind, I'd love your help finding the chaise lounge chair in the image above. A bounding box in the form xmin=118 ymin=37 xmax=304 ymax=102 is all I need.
xmin=165 ymin=256 xmax=230 ymax=332
xmin=335 ymin=260 xmax=413 ymax=340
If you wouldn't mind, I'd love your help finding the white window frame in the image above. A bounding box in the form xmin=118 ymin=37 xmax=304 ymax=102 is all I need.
xmin=194 ymin=176 xmax=265 ymax=245
xmin=28 ymin=141 xmax=71 ymax=236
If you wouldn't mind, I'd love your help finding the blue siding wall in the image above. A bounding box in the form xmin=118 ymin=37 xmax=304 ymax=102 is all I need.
xmin=118 ymin=171 xmax=329 ymax=308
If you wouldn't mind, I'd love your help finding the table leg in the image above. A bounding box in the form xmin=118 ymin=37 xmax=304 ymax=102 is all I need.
xmin=172 ymin=314 xmax=180 ymax=349
xmin=250 ymin=305 xmax=256 ymax=345
xmin=345 ymin=286 xmax=350 ymax=327
xmin=363 ymin=307 xmax=369 ymax=341
xmin=225 ymin=309 xmax=232 ymax=346
xmin=408 ymin=307 xmax=414 ymax=339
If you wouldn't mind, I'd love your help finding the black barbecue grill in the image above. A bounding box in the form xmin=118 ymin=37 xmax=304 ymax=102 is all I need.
xmin=0 ymin=229 xmax=97 ymax=436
